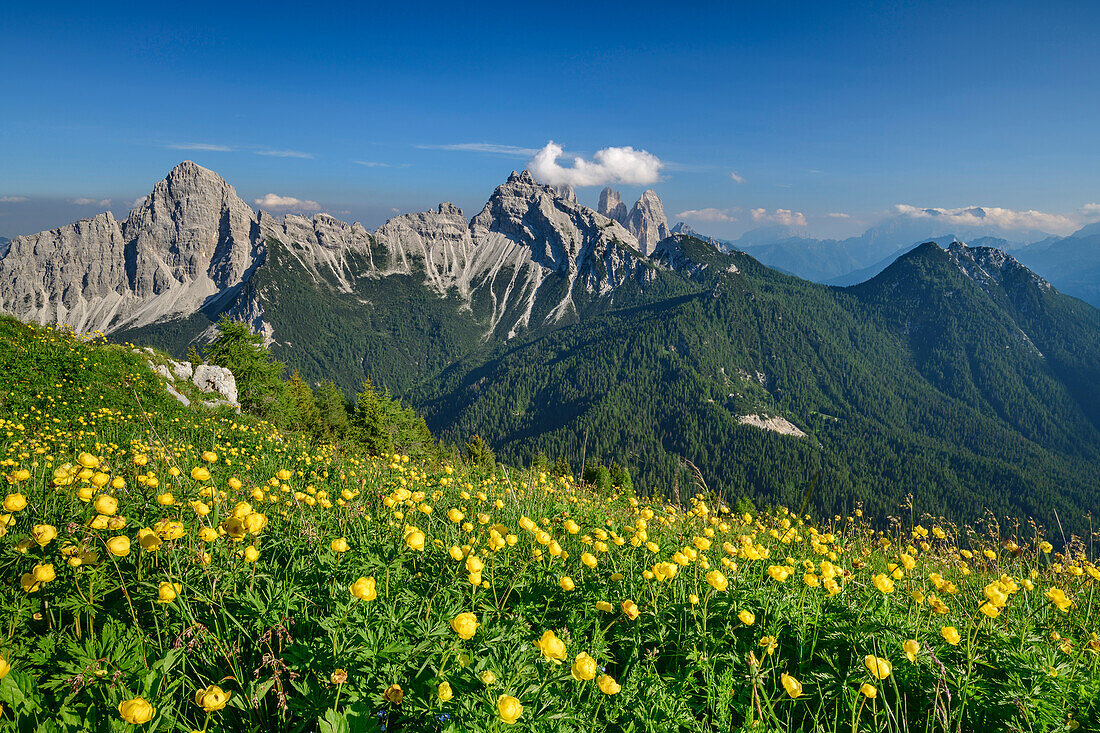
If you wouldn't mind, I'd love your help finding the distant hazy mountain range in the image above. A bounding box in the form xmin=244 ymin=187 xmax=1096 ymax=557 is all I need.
xmin=678 ymin=214 xmax=1099 ymax=308
xmin=1 ymin=163 xmax=1098 ymax=534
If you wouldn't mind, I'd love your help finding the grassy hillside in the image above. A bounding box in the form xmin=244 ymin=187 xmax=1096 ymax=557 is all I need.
xmin=1 ymin=316 xmax=1099 ymax=731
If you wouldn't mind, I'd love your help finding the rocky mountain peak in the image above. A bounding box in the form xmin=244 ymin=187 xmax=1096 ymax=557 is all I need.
xmin=947 ymin=241 xmax=1050 ymax=293
xmin=624 ymin=189 xmax=671 ymax=255
xmin=437 ymin=202 xmax=463 ymax=217
xmin=598 ymin=187 xmax=628 ymax=224
xmin=551 ymin=184 xmax=577 ymax=204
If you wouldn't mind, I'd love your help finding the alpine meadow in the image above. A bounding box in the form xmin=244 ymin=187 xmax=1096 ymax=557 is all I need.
xmin=2 ymin=3 xmax=1100 ymax=731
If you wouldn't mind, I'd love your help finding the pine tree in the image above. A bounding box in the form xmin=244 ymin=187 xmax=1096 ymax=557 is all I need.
xmin=351 ymin=379 xmax=392 ymax=455
xmin=316 ymin=380 xmax=349 ymax=438
xmin=287 ymin=371 xmax=321 ymax=436
xmin=203 ymin=317 xmax=288 ymax=422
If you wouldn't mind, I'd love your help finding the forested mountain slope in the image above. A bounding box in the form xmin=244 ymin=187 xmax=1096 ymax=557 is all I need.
xmin=415 ymin=238 xmax=1100 ymax=535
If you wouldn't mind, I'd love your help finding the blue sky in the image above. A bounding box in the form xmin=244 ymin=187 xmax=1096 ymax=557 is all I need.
xmin=1 ymin=0 xmax=1098 ymax=240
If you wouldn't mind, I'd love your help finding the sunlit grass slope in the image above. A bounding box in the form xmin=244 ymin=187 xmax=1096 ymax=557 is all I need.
xmin=0 ymin=316 xmax=1097 ymax=732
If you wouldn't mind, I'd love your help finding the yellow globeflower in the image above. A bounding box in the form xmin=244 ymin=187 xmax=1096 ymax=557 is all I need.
xmin=1045 ymin=587 xmax=1073 ymax=613
xmin=157 ymin=582 xmax=182 ymax=603
xmin=31 ymin=524 xmax=57 ymax=547
xmin=118 ymin=697 xmax=155 ymax=724
xmin=383 ymin=684 xmax=403 ymax=705
xmin=781 ymin=673 xmax=803 ymax=698
xmin=349 ymin=577 xmax=377 ymax=601
xmin=77 ymin=452 xmax=99 ymax=469
xmin=190 ymin=466 xmax=211 ymax=482
xmin=404 ymin=528 xmax=425 ymax=551
xmin=860 ymin=683 xmax=877 ymax=699
xmin=0 ymin=655 xmax=9 ymax=679
xmin=106 ymin=536 xmax=131 ymax=557
xmin=738 ymin=610 xmax=755 ymax=626
xmin=479 ymin=670 xmax=496 ymax=685
xmin=94 ymin=494 xmax=118 ymax=516
xmin=597 ymin=674 xmax=621 ymax=695
xmin=201 ymin=451 xmax=218 ymax=463
xmin=560 ymin=576 xmax=575 ymax=591
xmin=621 ymin=599 xmax=640 ymax=620
xmin=596 ymin=600 xmax=614 ymax=612
xmin=903 ymin=639 xmax=920 ymax=663
xmin=863 ymin=655 xmax=892 ymax=680
xmin=32 ymin=564 xmax=55 ymax=583
xmin=195 ymin=685 xmax=231 ymax=712
xmin=331 ymin=669 xmax=348 ymax=685
xmin=872 ymin=573 xmax=895 ymax=594
xmin=437 ymin=681 xmax=453 ymax=701
xmin=497 ymin=694 xmax=523 ymax=724
xmin=243 ymin=545 xmax=260 ymax=562
xmin=330 ymin=537 xmax=350 ymax=553
xmin=3 ymin=494 xmax=27 ymax=512
xmin=571 ymin=652 xmax=598 ymax=681
xmin=941 ymin=626 xmax=961 ymax=646
xmin=450 ymin=612 xmax=479 ymax=640
xmin=535 ymin=630 xmax=567 ymax=662
xmin=706 ymin=570 xmax=728 ymax=591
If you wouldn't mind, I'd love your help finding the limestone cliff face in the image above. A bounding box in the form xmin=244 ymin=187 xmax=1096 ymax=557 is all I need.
xmin=0 ymin=162 xmax=664 ymax=341
xmin=597 ymin=187 xmax=627 ymax=224
xmin=624 ymin=189 xmax=671 ymax=255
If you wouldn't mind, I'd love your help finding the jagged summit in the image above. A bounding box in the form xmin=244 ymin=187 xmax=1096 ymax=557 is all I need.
xmin=0 ymin=163 xmax=649 ymax=341
xmin=624 ymin=189 xmax=671 ymax=255
xmin=598 ymin=187 xmax=628 ymax=224
xmin=594 ymin=187 xmax=670 ymax=255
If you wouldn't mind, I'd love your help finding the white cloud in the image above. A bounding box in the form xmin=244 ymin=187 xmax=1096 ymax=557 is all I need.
xmin=167 ymin=142 xmax=233 ymax=151
xmin=1079 ymin=203 xmax=1100 ymax=220
xmin=676 ymin=208 xmax=738 ymax=223
xmin=893 ymin=204 xmax=1077 ymax=234
xmin=729 ymin=171 xmax=745 ymax=184
xmin=354 ymin=160 xmax=409 ymax=168
xmin=528 ymin=141 xmax=662 ymax=187
xmin=751 ymin=208 xmax=807 ymax=226
xmin=71 ymin=198 xmax=111 ymax=206
xmin=0 ymin=196 xmax=28 ymax=203
xmin=256 ymin=149 xmax=313 ymax=159
xmin=827 ymin=212 xmax=850 ymax=219
xmin=254 ymin=193 xmax=321 ymax=211
xmin=131 ymin=197 xmax=148 ymax=209
xmin=417 ymin=143 xmax=538 ymax=157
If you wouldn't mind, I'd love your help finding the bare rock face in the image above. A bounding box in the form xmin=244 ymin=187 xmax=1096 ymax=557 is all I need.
xmin=169 ymin=359 xmax=193 ymax=381
xmin=598 ymin=187 xmax=628 ymax=224
xmin=192 ymin=364 xmax=239 ymax=406
xmin=0 ymin=162 xmax=670 ymax=344
xmin=0 ymin=161 xmax=262 ymax=333
xmin=624 ymin=190 xmax=671 ymax=255
xmin=469 ymin=170 xmax=647 ymax=333
xmin=166 ymin=382 xmax=190 ymax=407
xmin=0 ymin=211 xmax=130 ymax=333
xmin=375 ymin=203 xmax=475 ymax=296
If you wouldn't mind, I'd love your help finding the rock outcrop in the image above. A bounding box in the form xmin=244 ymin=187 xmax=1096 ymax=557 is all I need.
xmin=598 ymin=187 xmax=628 ymax=224
xmin=624 ymin=190 xmax=671 ymax=255
xmin=192 ymin=364 xmax=239 ymax=407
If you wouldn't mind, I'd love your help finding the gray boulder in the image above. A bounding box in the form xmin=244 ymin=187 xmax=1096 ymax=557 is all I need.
xmin=192 ymin=364 xmax=239 ymax=406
